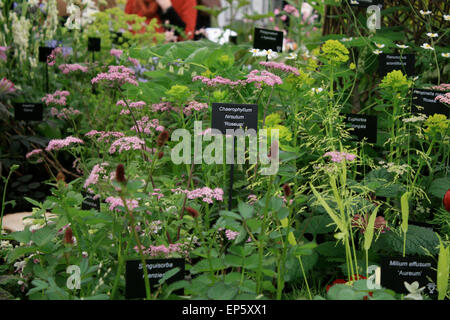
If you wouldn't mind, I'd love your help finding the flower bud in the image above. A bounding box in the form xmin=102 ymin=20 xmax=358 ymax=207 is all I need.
xmin=115 ymin=164 xmax=126 ymax=183
xmin=443 ymin=189 xmax=450 ymax=212
xmin=156 ymin=130 xmax=169 ymax=147
xmin=56 ymin=171 xmax=66 ymax=182
xmin=64 ymin=227 xmax=74 ymax=244
xmin=282 ymin=184 xmax=291 ymax=197
xmin=185 ymin=207 xmax=199 ymax=218
xmin=158 ymin=151 xmax=164 ymax=159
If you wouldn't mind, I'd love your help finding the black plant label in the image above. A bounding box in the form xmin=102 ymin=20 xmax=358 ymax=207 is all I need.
xmin=81 ymin=191 xmax=100 ymax=211
xmin=14 ymin=103 xmax=43 ymax=121
xmin=412 ymin=89 xmax=449 ymax=117
xmin=253 ymin=28 xmax=284 ymax=52
xmin=379 ymin=53 xmax=415 ymax=78
xmin=88 ymin=37 xmax=101 ymax=52
xmin=211 ymin=103 xmax=258 ymax=135
xmin=39 ymin=46 xmax=53 ymax=63
xmin=380 ymin=256 xmax=437 ymax=297
xmin=343 ymin=113 xmax=377 ymax=143
xmin=125 ymin=258 xmax=185 ymax=299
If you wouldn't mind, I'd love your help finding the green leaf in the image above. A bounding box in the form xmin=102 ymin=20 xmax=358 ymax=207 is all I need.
xmin=158 ymin=267 xmax=181 ymax=285
xmin=207 ymin=282 xmax=238 ymax=300
xmin=437 ymin=235 xmax=449 ymax=300
xmin=428 ymin=177 xmax=450 ymax=199
xmin=401 ymin=192 xmax=410 ymax=234
xmin=364 ymin=206 xmax=380 ymax=251
xmin=7 ymin=246 xmax=37 ymax=263
xmin=9 ymin=229 xmax=32 ymax=244
xmin=299 ymin=214 xmax=334 ymax=235
xmin=310 ymin=184 xmax=346 ymax=234
xmin=238 ymin=202 xmax=254 ymax=220
xmin=31 ymin=227 xmax=56 ymax=247
xmin=224 ymin=254 xmax=244 ymax=267
xmin=190 ymin=258 xmax=225 ymax=274
xmin=219 ymin=210 xmax=242 ymax=221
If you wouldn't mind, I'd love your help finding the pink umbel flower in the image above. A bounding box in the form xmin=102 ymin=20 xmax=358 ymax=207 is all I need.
xmin=183 ymin=101 xmax=209 ymax=116
xmin=171 ymin=187 xmax=224 ymax=204
xmin=152 ymin=101 xmax=175 ymax=112
xmin=284 ymin=4 xmax=300 ymax=17
xmin=25 ymin=149 xmax=43 ymax=160
xmin=140 ymin=243 xmax=186 ymax=257
xmin=192 ymin=75 xmax=245 ymax=87
xmin=105 ymin=196 xmax=139 ymax=211
xmin=45 ymin=136 xmax=84 ymax=152
xmin=0 ymin=78 xmax=17 ymax=94
xmin=259 ymin=61 xmax=300 ymax=76
xmin=84 ymin=162 xmax=109 ymax=189
xmin=42 ymin=90 xmax=70 ymax=106
xmin=51 ymin=107 xmax=81 ymax=120
xmin=0 ymin=46 xmax=7 ymax=61
xmin=47 ymin=47 xmax=62 ymax=66
xmin=323 ymin=151 xmax=357 ymax=163
xmin=84 ymin=130 xmax=126 ymax=142
xmin=435 ymin=92 xmax=450 ymax=104
xmin=432 ymin=83 xmax=450 ymax=92
xmin=91 ymin=65 xmax=138 ymax=87
xmin=109 ymin=136 xmax=145 ymax=154
xmin=130 ymin=116 xmax=165 ymax=135
xmin=85 ymin=130 xmax=103 ymax=137
xmin=58 ymin=63 xmax=88 ymax=74
xmin=110 ymin=49 xmax=123 ymax=59
xmin=225 ymin=229 xmax=240 ymax=241
xmin=128 ymin=57 xmax=140 ymax=67
xmin=246 ymin=70 xmax=283 ymax=88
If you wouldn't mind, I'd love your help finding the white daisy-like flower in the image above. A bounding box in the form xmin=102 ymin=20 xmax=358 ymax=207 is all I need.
xmin=249 ymin=48 xmax=260 ymax=56
xmin=311 ymin=87 xmax=323 ymax=94
xmin=286 ymin=52 xmax=297 ymax=60
xmin=375 ymin=43 xmax=385 ymax=48
xmin=396 ymin=44 xmax=409 ymax=49
xmin=421 ymin=43 xmax=434 ymax=50
xmin=350 ymin=0 xmax=359 ymax=4
xmin=265 ymin=49 xmax=279 ymax=60
xmin=419 ymin=10 xmax=432 ymax=16
xmin=373 ymin=49 xmax=383 ymax=55
xmin=404 ymin=281 xmax=425 ymax=300
xmin=426 ymin=32 xmax=438 ymax=38
xmin=341 ymin=37 xmax=353 ymax=42
xmin=444 ymin=15 xmax=450 ymax=21
xmin=442 ymin=53 xmax=450 ymax=58
xmin=413 ymin=76 xmax=419 ymax=81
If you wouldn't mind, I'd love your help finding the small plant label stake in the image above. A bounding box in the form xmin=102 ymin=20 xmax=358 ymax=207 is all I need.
xmin=253 ymin=28 xmax=284 ymax=53
xmin=412 ymin=89 xmax=449 ymax=117
xmin=379 ymin=53 xmax=415 ymax=78
xmin=81 ymin=191 xmax=100 ymax=211
xmin=88 ymin=37 xmax=101 ymax=62
xmin=343 ymin=114 xmax=377 ymax=143
xmin=39 ymin=46 xmax=53 ymax=93
xmin=211 ymin=103 xmax=258 ymax=210
xmin=125 ymin=258 xmax=185 ymax=299
xmin=347 ymin=0 xmax=383 ymax=7
xmin=14 ymin=103 xmax=43 ymax=122
xmin=380 ymin=256 xmax=437 ymax=297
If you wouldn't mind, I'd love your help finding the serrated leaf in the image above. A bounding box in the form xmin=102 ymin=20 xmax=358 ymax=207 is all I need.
xmin=207 ymin=282 xmax=238 ymax=300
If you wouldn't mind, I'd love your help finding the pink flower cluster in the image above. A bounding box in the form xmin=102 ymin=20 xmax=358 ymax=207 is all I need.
xmin=45 ymin=136 xmax=84 ymax=152
xmin=323 ymin=151 xmax=357 ymax=163
xmin=150 ymin=189 xmax=165 ymax=200
xmin=117 ymin=99 xmax=146 ymax=114
xmin=47 ymin=47 xmax=62 ymax=66
xmin=184 ymin=101 xmax=209 ymax=116
xmin=0 ymin=77 xmax=16 ymax=94
xmin=84 ymin=162 xmax=109 ymax=189
xmin=246 ymin=70 xmax=283 ymax=88
xmin=172 ymin=187 xmax=224 ymax=204
xmin=109 ymin=136 xmax=145 ymax=154
xmin=435 ymin=92 xmax=450 ymax=104
xmin=0 ymin=46 xmax=7 ymax=61
xmin=152 ymin=101 xmax=176 ymax=112
xmin=284 ymin=4 xmax=300 ymax=17
xmin=42 ymin=90 xmax=70 ymax=106
xmin=91 ymin=65 xmax=138 ymax=87
xmin=105 ymin=196 xmax=139 ymax=212
xmin=25 ymin=148 xmax=43 ymax=161
xmin=50 ymin=107 xmax=81 ymax=120
xmin=141 ymin=243 xmax=186 ymax=257
xmin=131 ymin=116 xmax=165 ymax=135
xmin=225 ymin=229 xmax=240 ymax=241
xmin=432 ymin=83 xmax=450 ymax=91
xmin=192 ymin=75 xmax=244 ymax=87
xmin=58 ymin=64 xmax=88 ymax=74
xmin=259 ymin=61 xmax=300 ymax=75
xmin=128 ymin=57 xmax=139 ymax=67
xmin=85 ymin=130 xmax=126 ymax=142
xmin=110 ymin=49 xmax=123 ymax=59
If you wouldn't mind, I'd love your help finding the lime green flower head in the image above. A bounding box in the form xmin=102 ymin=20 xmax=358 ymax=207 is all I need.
xmin=212 ymin=90 xmax=226 ymax=101
xmin=265 ymin=113 xmax=283 ymax=127
xmin=424 ymin=114 xmax=449 ymax=137
xmin=379 ymin=70 xmax=412 ymax=92
xmin=320 ymin=40 xmax=349 ymax=64
xmin=166 ymin=85 xmax=190 ymax=102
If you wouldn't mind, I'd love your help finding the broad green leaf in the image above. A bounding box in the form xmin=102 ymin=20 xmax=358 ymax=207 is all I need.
xmin=207 ymin=282 xmax=238 ymax=300
xmin=310 ymin=184 xmax=346 ymax=234
xmin=238 ymin=202 xmax=254 ymax=220
xmin=7 ymin=246 xmax=37 ymax=263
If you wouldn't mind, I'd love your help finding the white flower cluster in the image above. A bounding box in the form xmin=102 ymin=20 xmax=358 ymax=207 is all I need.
xmin=249 ymin=48 xmax=279 ymax=60
xmin=402 ymin=114 xmax=427 ymax=123
xmin=65 ymin=0 xmax=99 ymax=30
xmin=379 ymin=161 xmax=410 ymax=175
xmin=43 ymin=0 xmax=59 ymax=41
xmin=11 ymin=12 xmax=32 ymax=63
